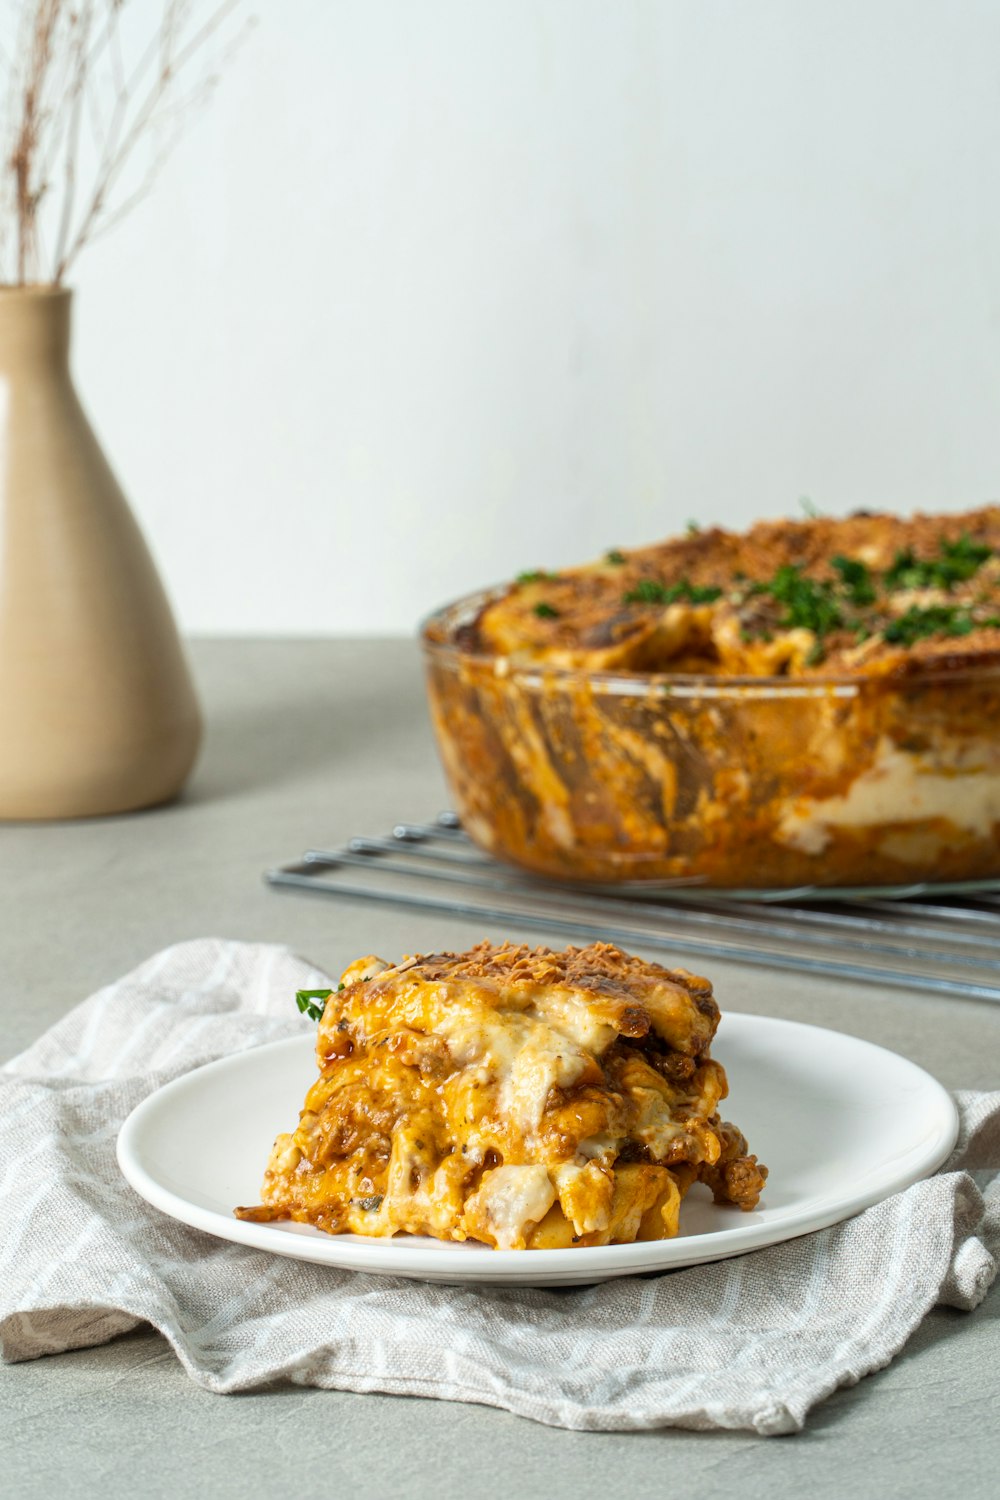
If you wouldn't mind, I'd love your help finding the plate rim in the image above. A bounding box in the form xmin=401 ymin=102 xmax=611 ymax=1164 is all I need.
xmin=116 ymin=1013 xmax=960 ymax=1282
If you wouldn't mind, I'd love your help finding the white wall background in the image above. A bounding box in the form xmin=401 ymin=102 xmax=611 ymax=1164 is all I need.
xmin=71 ymin=0 xmax=1000 ymax=635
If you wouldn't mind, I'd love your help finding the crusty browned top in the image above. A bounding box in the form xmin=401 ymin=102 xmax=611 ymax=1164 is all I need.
xmin=353 ymin=940 xmax=720 ymax=1057
xmin=462 ymin=504 xmax=1000 ymax=678
xmin=395 ymin=939 xmax=712 ymax=1001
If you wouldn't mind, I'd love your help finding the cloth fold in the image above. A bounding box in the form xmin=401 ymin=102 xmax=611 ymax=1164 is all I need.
xmin=1 ymin=939 xmax=997 ymax=1436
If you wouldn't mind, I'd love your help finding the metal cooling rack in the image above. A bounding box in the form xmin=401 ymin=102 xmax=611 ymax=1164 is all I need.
xmin=266 ymin=813 xmax=1000 ymax=1003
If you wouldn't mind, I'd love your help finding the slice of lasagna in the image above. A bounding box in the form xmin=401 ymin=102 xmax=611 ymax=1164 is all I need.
xmin=235 ymin=941 xmax=767 ymax=1249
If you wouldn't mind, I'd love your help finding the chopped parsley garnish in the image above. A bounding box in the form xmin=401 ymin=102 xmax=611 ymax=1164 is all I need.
xmin=739 ymin=537 xmax=996 ymax=651
xmin=685 ymin=520 xmax=701 ymax=535
xmin=526 ymin=525 xmax=996 ymax=658
xmin=758 ymin=565 xmax=843 ymax=635
xmin=351 ymin=1195 xmax=384 ymax=1213
xmin=884 ymin=534 xmax=992 ymax=592
xmin=622 ymin=577 xmax=723 ymax=607
xmin=937 ymin=533 xmax=990 ymax=577
xmin=831 ymin=555 xmax=877 ymax=607
xmin=883 ymin=550 xmax=926 ymax=591
xmin=296 ymin=989 xmax=332 ymax=1022
xmin=882 ymin=605 xmax=977 ymax=647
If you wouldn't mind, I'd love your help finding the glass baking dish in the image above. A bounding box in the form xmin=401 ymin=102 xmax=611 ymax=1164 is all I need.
xmin=421 ymin=588 xmax=1000 ymax=889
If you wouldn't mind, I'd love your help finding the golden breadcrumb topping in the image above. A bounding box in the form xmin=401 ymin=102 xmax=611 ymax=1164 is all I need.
xmin=467 ymin=505 xmax=1000 ymax=677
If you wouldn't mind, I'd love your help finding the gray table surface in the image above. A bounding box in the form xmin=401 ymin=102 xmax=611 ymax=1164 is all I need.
xmin=1 ymin=639 xmax=998 ymax=1499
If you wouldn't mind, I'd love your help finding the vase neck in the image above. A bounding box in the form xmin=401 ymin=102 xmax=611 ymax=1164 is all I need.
xmin=0 ymin=287 xmax=72 ymax=374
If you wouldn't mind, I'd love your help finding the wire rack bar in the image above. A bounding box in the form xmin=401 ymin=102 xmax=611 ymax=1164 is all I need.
xmin=266 ymin=815 xmax=1000 ymax=1004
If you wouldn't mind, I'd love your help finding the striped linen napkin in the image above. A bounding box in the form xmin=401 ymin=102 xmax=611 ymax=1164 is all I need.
xmin=1 ymin=939 xmax=997 ymax=1436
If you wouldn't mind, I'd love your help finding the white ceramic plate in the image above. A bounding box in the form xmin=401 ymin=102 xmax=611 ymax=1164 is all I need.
xmin=117 ymin=1014 xmax=959 ymax=1286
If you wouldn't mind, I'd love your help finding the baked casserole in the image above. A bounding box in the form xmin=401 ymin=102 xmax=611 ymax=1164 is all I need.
xmin=235 ymin=941 xmax=766 ymax=1248
xmin=422 ymin=505 xmax=1000 ymax=887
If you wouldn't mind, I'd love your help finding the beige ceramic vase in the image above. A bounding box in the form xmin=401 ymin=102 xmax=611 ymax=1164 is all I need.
xmin=0 ymin=286 xmax=202 ymax=818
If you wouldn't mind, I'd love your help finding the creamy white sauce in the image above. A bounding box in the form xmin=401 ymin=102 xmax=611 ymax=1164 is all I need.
xmin=471 ymin=1165 xmax=556 ymax=1249
xmin=433 ymin=1007 xmax=588 ymax=1134
xmin=632 ymin=1101 xmax=686 ymax=1157
xmin=529 ymin=988 xmax=618 ymax=1056
xmin=776 ymin=739 xmax=1000 ymax=856
xmin=553 ymin=1162 xmax=612 ymax=1234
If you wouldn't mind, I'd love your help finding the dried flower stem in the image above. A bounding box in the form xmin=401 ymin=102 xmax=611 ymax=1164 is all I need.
xmin=0 ymin=0 xmax=249 ymax=286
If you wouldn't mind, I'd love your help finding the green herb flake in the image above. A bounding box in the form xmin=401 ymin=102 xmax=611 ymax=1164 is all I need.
xmin=622 ymin=577 xmax=722 ymax=607
xmin=605 ymin=549 xmax=627 ymax=565
xmin=685 ymin=520 xmax=701 ymax=535
xmin=517 ymin=569 xmax=549 ymax=585
xmin=296 ymin=988 xmax=332 ymax=1022
xmin=882 ymin=605 xmax=977 ymax=647
xmin=764 ymin=565 xmax=843 ymax=636
xmin=831 ymin=555 xmax=877 ymax=607
xmin=942 ymin=534 xmax=992 ymax=578
xmin=534 ymin=601 xmax=561 ymax=619
xmin=884 ymin=549 xmax=926 ymax=592
xmin=351 ymin=1195 xmax=384 ymax=1213
xmin=884 ymin=534 xmax=992 ymax=593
